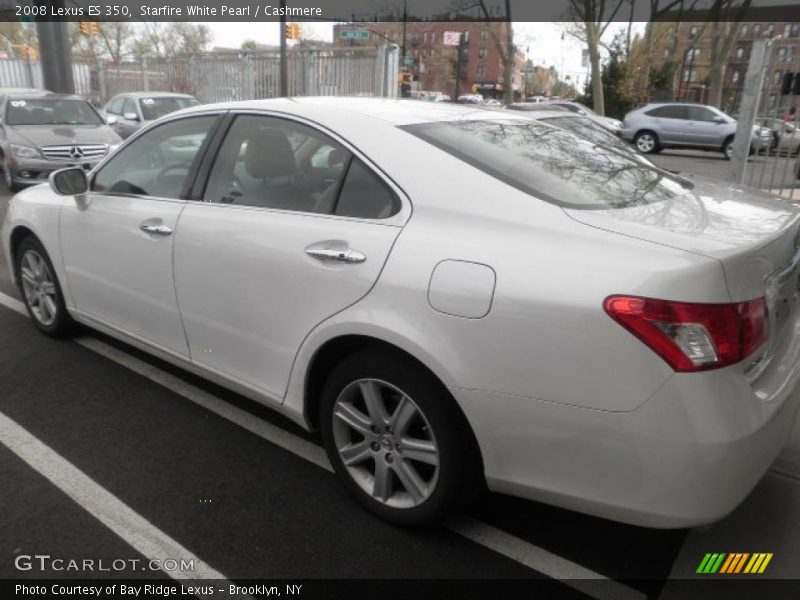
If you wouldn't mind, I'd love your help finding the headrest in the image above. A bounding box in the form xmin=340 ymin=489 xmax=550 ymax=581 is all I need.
xmin=244 ymin=128 xmax=297 ymax=178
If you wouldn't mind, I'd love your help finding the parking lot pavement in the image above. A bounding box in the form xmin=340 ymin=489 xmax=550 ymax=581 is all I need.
xmin=0 ymin=181 xmax=798 ymax=599
xmin=648 ymin=149 xmax=799 ymax=195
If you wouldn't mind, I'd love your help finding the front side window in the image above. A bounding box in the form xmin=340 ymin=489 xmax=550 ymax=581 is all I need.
xmin=107 ymin=96 xmax=124 ymax=115
xmin=140 ymin=96 xmax=201 ymax=121
xmin=122 ymin=97 xmax=137 ymax=117
xmin=93 ymin=115 xmax=217 ymax=199
xmin=6 ymin=98 xmax=103 ymax=126
xmin=401 ymin=118 xmax=689 ymax=210
xmin=688 ymin=106 xmax=719 ymax=122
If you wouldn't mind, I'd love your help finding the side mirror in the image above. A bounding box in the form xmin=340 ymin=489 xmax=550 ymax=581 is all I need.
xmin=106 ymin=114 xmax=118 ymax=125
xmin=712 ymin=116 xmax=725 ymax=124
xmin=123 ymin=112 xmax=139 ymax=121
xmin=49 ymin=167 xmax=89 ymax=196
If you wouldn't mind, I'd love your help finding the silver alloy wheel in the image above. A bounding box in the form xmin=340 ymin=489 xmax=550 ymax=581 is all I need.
xmin=20 ymin=250 xmax=58 ymax=326
xmin=332 ymin=378 xmax=440 ymax=509
xmin=636 ymin=133 xmax=656 ymax=153
xmin=725 ymin=142 xmax=734 ymax=159
xmin=4 ymin=166 xmax=12 ymax=190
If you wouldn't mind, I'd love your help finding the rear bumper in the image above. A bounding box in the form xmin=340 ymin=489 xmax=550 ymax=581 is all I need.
xmin=453 ymin=319 xmax=800 ymax=528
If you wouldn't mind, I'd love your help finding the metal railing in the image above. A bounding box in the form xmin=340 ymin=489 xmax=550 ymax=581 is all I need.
xmin=0 ymin=45 xmax=400 ymax=106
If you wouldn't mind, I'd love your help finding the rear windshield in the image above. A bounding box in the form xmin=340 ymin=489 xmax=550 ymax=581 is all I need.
xmin=540 ymin=116 xmax=640 ymax=156
xmin=140 ymin=96 xmax=200 ymax=121
xmin=6 ymin=98 xmax=103 ymax=126
xmin=401 ymin=119 xmax=687 ymax=210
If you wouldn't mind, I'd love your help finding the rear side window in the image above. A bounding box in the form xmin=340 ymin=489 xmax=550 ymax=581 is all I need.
xmin=646 ymin=105 xmax=689 ymax=119
xmin=401 ymin=119 xmax=688 ymax=210
xmin=335 ymin=159 xmax=400 ymax=219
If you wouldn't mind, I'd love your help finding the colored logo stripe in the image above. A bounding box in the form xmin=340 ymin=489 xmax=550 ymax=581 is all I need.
xmin=698 ymin=553 xmax=773 ymax=574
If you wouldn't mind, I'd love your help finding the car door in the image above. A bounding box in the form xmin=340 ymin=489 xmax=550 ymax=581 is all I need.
xmin=173 ymin=113 xmax=407 ymax=399
xmin=686 ymin=106 xmax=724 ymax=147
xmin=649 ymin=105 xmax=690 ymax=144
xmin=59 ymin=113 xmax=221 ymax=356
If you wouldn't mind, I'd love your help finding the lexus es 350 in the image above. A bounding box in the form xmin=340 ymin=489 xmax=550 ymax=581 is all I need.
xmin=3 ymin=98 xmax=800 ymax=527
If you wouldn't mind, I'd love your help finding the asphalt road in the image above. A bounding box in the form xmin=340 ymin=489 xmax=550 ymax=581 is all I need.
xmin=649 ymin=148 xmax=800 ymax=198
xmin=1 ymin=162 xmax=799 ymax=600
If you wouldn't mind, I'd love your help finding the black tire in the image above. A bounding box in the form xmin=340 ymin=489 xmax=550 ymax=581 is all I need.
xmin=319 ymin=349 xmax=481 ymax=526
xmin=15 ymin=236 xmax=74 ymax=337
xmin=634 ymin=130 xmax=660 ymax=154
xmin=3 ymin=164 xmax=19 ymax=193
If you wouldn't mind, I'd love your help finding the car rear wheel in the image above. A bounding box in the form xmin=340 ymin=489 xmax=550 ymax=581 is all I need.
xmin=16 ymin=237 xmax=73 ymax=336
xmin=319 ymin=350 xmax=479 ymax=526
xmin=634 ymin=131 xmax=659 ymax=154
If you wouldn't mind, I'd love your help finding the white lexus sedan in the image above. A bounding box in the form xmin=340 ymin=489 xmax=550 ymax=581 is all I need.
xmin=4 ymin=98 xmax=800 ymax=528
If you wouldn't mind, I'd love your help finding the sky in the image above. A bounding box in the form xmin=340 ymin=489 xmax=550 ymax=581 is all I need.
xmin=203 ymin=21 xmax=645 ymax=89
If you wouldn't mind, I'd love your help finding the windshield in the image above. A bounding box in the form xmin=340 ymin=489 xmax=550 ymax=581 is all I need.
xmin=140 ymin=96 xmax=201 ymax=121
xmin=6 ymin=98 xmax=103 ymax=126
xmin=401 ymin=119 xmax=690 ymax=210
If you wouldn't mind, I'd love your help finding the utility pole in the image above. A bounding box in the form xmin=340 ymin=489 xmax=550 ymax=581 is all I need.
xmin=36 ymin=1 xmax=74 ymax=94
xmin=401 ymin=0 xmax=407 ymax=65
xmin=279 ymin=0 xmax=288 ymax=96
xmin=453 ymin=32 xmax=465 ymax=102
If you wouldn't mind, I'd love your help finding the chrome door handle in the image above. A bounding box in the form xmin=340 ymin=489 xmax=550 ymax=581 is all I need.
xmin=139 ymin=221 xmax=173 ymax=236
xmin=305 ymin=247 xmax=366 ymax=263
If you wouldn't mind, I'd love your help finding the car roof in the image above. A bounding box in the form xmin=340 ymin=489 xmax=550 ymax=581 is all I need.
xmin=0 ymin=87 xmax=45 ymax=94
xmin=177 ymin=96 xmax=532 ymax=126
xmin=114 ymin=91 xmax=197 ymax=99
xmin=5 ymin=91 xmax=85 ymax=100
xmin=516 ymin=110 xmax=588 ymax=120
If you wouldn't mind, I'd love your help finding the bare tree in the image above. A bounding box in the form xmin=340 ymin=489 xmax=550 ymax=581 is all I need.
xmin=705 ymin=0 xmax=751 ymax=108
xmin=567 ymin=0 xmax=626 ymax=116
xmin=449 ymin=0 xmax=516 ymax=104
xmin=639 ymin=0 xmax=691 ymax=102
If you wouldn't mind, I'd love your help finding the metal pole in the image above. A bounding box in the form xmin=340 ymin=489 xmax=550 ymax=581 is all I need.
xmin=401 ymin=0 xmax=407 ymax=66
xmin=453 ymin=33 xmax=464 ymax=102
xmin=727 ymin=39 xmax=770 ymax=184
xmin=35 ymin=6 xmax=74 ymax=94
xmin=279 ymin=0 xmax=288 ymax=97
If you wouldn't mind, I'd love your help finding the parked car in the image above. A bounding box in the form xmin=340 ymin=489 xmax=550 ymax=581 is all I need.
xmin=621 ymin=102 xmax=772 ymax=159
xmin=516 ymin=109 xmax=644 ymax=160
xmin=540 ymin=100 xmax=623 ymax=134
xmin=103 ymin=92 xmax=201 ymax=139
xmin=484 ymin=98 xmax=503 ymax=107
xmin=761 ymin=118 xmax=800 ymax=155
xmin=457 ymin=94 xmax=485 ymax=104
xmin=0 ymin=91 xmax=121 ymax=191
xmin=506 ymin=102 xmax=571 ymax=113
xmin=4 ymin=98 xmax=800 ymax=529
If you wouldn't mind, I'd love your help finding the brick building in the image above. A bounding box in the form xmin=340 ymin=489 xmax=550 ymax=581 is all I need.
xmin=649 ymin=20 xmax=800 ymax=115
xmin=333 ymin=21 xmax=526 ymax=99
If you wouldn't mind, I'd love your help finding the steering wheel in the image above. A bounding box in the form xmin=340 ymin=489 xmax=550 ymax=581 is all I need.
xmin=155 ymin=163 xmax=190 ymax=196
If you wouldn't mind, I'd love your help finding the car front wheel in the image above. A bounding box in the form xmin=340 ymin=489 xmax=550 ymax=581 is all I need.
xmin=634 ymin=131 xmax=659 ymax=154
xmin=16 ymin=236 xmax=73 ymax=336
xmin=320 ymin=350 xmax=479 ymax=526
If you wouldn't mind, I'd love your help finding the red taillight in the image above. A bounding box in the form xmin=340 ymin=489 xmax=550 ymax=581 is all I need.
xmin=604 ymin=295 xmax=768 ymax=372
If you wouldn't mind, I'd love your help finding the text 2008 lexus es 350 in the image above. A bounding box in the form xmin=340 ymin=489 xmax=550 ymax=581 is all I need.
xmin=4 ymin=98 xmax=800 ymax=527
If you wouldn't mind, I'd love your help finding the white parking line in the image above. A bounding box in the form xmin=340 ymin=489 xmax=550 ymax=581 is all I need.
xmin=0 ymin=411 xmax=241 ymax=596
xmin=0 ymin=293 xmax=644 ymax=600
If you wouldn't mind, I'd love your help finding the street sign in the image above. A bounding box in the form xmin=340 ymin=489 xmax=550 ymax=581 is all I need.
xmin=443 ymin=31 xmax=462 ymax=46
xmin=404 ymin=56 xmax=415 ymax=66
xmin=340 ymin=30 xmax=370 ymax=40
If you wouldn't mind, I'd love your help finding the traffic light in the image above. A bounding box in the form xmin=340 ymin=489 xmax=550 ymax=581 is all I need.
xmin=781 ymin=72 xmax=794 ymax=95
xmin=285 ymin=23 xmax=301 ymax=40
xmin=79 ymin=22 xmax=100 ymax=36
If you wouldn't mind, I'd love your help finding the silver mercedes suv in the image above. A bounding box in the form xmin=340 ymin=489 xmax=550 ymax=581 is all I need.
xmin=621 ymin=102 xmax=771 ymax=159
